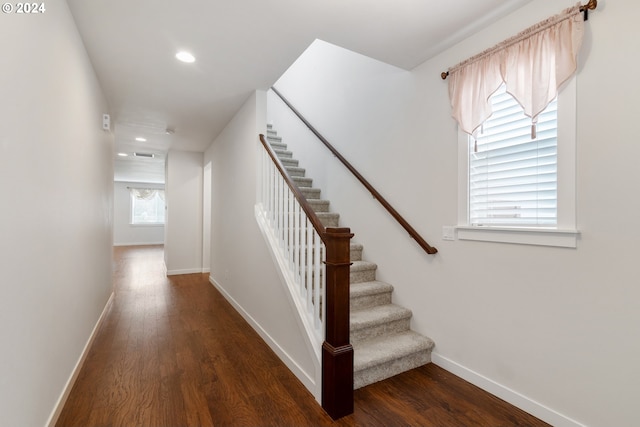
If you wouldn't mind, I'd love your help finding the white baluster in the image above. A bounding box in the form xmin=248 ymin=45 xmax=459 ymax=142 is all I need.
xmin=270 ymin=160 xmax=274 ymax=223
xmin=288 ymin=187 xmax=293 ymax=268
xmin=259 ymin=142 xmax=328 ymax=343
xmin=293 ymin=198 xmax=299 ymax=284
xmin=306 ymin=217 xmax=313 ymax=310
xmin=314 ymin=230 xmax=321 ymax=328
xmin=321 ymin=243 xmax=326 ymax=332
xmin=299 ymin=211 xmax=307 ymax=298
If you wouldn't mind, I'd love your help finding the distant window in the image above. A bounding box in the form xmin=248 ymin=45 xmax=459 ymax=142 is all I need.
xmin=130 ymin=188 xmax=165 ymax=225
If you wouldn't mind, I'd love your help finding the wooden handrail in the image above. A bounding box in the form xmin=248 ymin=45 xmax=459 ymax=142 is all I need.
xmin=271 ymin=86 xmax=437 ymax=255
xmin=260 ymin=134 xmax=326 ymax=235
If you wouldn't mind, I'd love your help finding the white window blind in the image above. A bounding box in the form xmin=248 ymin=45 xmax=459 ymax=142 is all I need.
xmin=469 ymin=85 xmax=558 ymax=227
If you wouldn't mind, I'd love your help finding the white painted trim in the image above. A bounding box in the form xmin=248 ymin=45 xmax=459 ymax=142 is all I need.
xmin=253 ymin=204 xmax=322 ymax=401
xmin=166 ymin=268 xmax=204 ymax=276
xmin=113 ymin=241 xmax=164 ymax=247
xmin=209 ymin=275 xmax=320 ymax=400
xmin=254 ymin=205 xmax=323 ymax=359
xmin=456 ymin=226 xmax=579 ymax=248
xmin=431 ymin=352 xmax=587 ymax=427
xmin=201 ymin=268 xmax=211 ymax=274
xmin=46 ymin=292 xmax=115 ymax=427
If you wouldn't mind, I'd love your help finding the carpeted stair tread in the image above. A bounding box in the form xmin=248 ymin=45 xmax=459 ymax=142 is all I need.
xmin=308 ymin=199 xmax=330 ymax=213
xmin=350 ymin=260 xmax=377 ymax=284
xmin=274 ymin=149 xmax=293 ymax=159
xmin=293 ymin=176 xmax=313 ymax=187
xmin=300 ymin=187 xmax=321 ymax=199
xmin=316 ymin=212 xmax=340 ymax=227
xmin=353 ymin=330 xmax=435 ymax=372
xmin=351 ymin=304 xmax=411 ymax=332
xmin=350 ymin=260 xmax=377 ymax=271
xmin=350 ymin=281 xmax=394 ymax=310
xmin=280 ymin=158 xmax=299 ymax=167
xmin=286 ymin=166 xmax=306 ymax=177
xmin=350 ymin=243 xmax=363 ymax=261
xmin=267 ymin=136 xmax=283 ymax=144
xmin=352 ymin=331 xmax=434 ymax=388
xmin=269 ymin=141 xmax=287 ymax=151
xmin=350 ymin=281 xmax=394 ymax=299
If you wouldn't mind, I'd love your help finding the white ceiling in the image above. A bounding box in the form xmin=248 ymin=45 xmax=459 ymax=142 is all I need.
xmin=66 ymin=0 xmax=532 ymax=184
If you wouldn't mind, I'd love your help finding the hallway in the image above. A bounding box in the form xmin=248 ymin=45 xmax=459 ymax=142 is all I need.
xmin=56 ymin=245 xmax=548 ymax=426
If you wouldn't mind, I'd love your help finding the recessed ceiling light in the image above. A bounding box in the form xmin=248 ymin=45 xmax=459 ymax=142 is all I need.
xmin=135 ymin=137 xmax=147 ymax=142
xmin=176 ymin=51 xmax=196 ymax=63
xmin=117 ymin=152 xmax=128 ymax=157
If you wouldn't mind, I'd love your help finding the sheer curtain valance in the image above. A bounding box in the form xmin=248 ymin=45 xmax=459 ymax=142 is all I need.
xmin=447 ymin=3 xmax=584 ymax=138
xmin=129 ymin=187 xmax=165 ymax=201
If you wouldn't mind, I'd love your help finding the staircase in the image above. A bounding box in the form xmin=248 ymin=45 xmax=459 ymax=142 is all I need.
xmin=266 ymin=124 xmax=435 ymax=389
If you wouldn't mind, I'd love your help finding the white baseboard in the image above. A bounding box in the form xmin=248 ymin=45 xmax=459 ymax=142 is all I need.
xmin=431 ymin=352 xmax=586 ymax=427
xmin=113 ymin=242 xmax=164 ymax=247
xmin=46 ymin=292 xmax=115 ymax=427
xmin=166 ymin=268 xmax=204 ymax=276
xmin=208 ymin=275 xmax=319 ymax=397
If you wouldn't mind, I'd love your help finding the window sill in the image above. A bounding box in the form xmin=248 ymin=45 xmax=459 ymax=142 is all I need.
xmin=456 ymin=226 xmax=579 ymax=248
xmin=129 ymin=223 xmax=165 ymax=227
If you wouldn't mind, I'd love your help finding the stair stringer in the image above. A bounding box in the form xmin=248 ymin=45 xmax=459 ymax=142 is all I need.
xmin=254 ymin=204 xmax=322 ymax=402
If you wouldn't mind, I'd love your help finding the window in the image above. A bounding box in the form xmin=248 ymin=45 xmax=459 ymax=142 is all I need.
xmin=130 ymin=188 xmax=165 ymax=225
xmin=469 ymin=84 xmax=557 ymax=227
xmin=457 ymin=78 xmax=578 ymax=248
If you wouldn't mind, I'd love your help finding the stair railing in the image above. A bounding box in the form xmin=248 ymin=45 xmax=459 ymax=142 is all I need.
xmin=271 ymin=86 xmax=438 ymax=255
xmin=258 ymin=134 xmax=354 ymax=419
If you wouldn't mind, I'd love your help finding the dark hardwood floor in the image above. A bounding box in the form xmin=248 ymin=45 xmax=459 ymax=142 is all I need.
xmin=56 ymin=245 xmax=549 ymax=427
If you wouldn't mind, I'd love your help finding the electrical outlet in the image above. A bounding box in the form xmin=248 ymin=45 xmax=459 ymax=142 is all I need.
xmin=442 ymin=226 xmax=456 ymax=241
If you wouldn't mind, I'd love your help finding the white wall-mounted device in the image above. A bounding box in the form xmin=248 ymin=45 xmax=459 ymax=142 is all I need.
xmin=102 ymin=114 xmax=111 ymax=131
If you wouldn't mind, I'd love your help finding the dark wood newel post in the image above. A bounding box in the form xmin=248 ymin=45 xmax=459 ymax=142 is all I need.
xmin=322 ymin=227 xmax=354 ymax=419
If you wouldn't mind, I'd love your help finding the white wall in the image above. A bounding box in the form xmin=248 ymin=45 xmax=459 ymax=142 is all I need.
xmin=205 ymin=90 xmax=319 ymax=396
xmin=0 ymin=3 xmax=114 ymax=426
xmin=164 ymin=150 xmax=203 ymax=275
xmin=202 ymin=162 xmax=212 ymax=272
xmin=270 ymin=2 xmax=640 ymax=426
xmin=113 ymin=181 xmax=164 ymax=246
